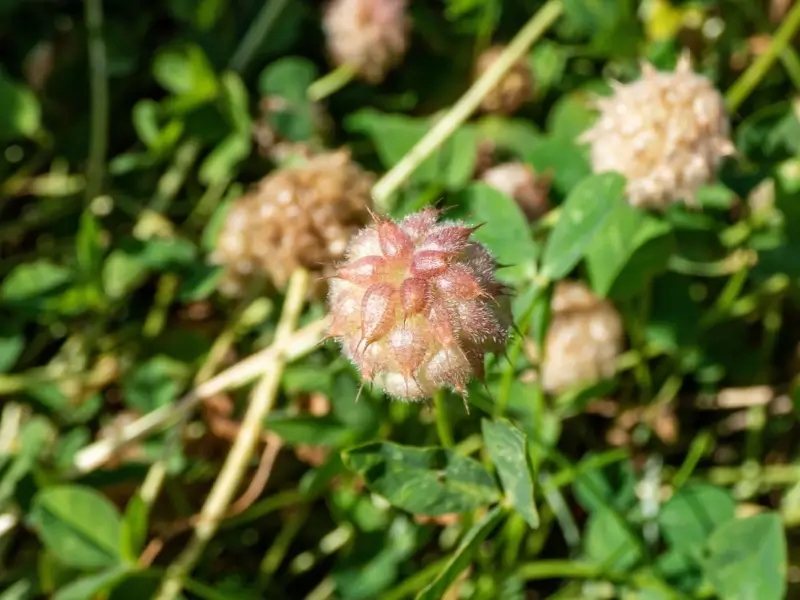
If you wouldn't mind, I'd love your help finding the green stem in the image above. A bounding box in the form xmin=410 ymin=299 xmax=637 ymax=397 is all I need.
xmin=671 ymin=431 xmax=713 ymax=489
xmin=433 ymin=389 xmax=455 ymax=448
xmin=517 ymin=560 xmax=602 ymax=581
xmin=146 ymin=139 xmax=201 ymax=214
xmin=370 ymin=0 xmax=564 ymax=212
xmin=725 ymin=0 xmax=800 ymax=112
xmin=228 ymin=0 xmax=292 ymax=73
xmin=307 ymin=63 xmax=358 ymax=102
xmin=83 ymin=0 xmax=108 ymax=203
xmin=379 ymin=556 xmax=451 ymax=600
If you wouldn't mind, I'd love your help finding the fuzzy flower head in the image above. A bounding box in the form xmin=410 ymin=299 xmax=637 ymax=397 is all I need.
xmin=580 ymin=52 xmax=735 ymax=209
xmin=323 ymin=0 xmax=410 ymax=84
xmin=476 ymin=45 xmax=534 ymax=115
xmin=539 ymin=281 xmax=625 ymax=395
xmin=327 ymin=208 xmax=511 ymax=403
xmin=211 ymin=149 xmax=374 ymax=297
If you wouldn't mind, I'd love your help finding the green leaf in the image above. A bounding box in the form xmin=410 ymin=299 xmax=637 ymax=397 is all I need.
xmin=152 ymin=43 xmax=218 ymax=111
xmin=481 ymin=419 xmax=539 ymax=528
xmin=342 ymin=442 xmax=499 ymax=515
xmin=102 ymin=250 xmax=150 ymax=300
xmin=30 ymin=485 xmax=124 ymax=570
xmin=704 ymin=513 xmax=787 ymax=600
xmin=122 ymin=356 xmax=181 ymax=413
xmin=0 ymin=416 xmax=55 ymax=507
xmin=267 ymin=413 xmax=352 ymax=446
xmin=451 ymin=183 xmax=539 ymax=282
xmin=529 ymin=41 xmax=569 ymax=97
xmin=658 ymin=484 xmax=735 ymax=557
xmin=563 ymin=0 xmax=620 ymax=32
xmin=584 ymin=197 xmax=674 ymax=298
xmin=137 ymin=238 xmax=197 ymax=270
xmin=346 ymin=110 xmax=477 ymax=189
xmin=120 ymin=495 xmax=149 ymax=562
xmin=0 ymin=580 xmax=35 ymax=600
xmin=584 ymin=506 xmax=643 ymax=572
xmin=258 ymin=57 xmax=319 ymax=141
xmin=0 ymin=322 xmax=24 ymax=373
xmin=52 ymin=566 xmax=131 ymax=600
xmin=525 ymin=135 xmax=592 ymax=196
xmin=177 ymin=264 xmax=224 ymax=301
xmin=475 ymin=116 xmax=543 ymax=158
xmin=198 ymin=131 xmax=250 ymax=185
xmin=416 ymin=506 xmax=504 ymax=600
xmin=76 ymin=211 xmax=103 ymax=278
xmin=541 ymin=173 xmax=624 ymax=280
xmin=0 ymin=261 xmax=72 ymax=304
xmin=0 ymin=68 xmax=41 ymax=140
xmin=132 ymin=100 xmax=183 ymax=153
xmin=546 ymin=91 xmax=598 ymax=140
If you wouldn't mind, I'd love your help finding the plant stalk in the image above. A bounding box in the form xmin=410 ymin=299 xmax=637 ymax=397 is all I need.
xmin=725 ymin=0 xmax=800 ymax=112
xmin=153 ymin=269 xmax=310 ymax=600
xmin=84 ymin=0 xmax=108 ymax=203
xmin=371 ymin=0 xmax=564 ymax=211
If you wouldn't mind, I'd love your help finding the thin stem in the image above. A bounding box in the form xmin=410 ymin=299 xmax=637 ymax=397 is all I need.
xmin=671 ymin=431 xmax=713 ymax=489
xmin=307 ymin=63 xmax=358 ymax=102
xmin=370 ymin=0 xmax=564 ymax=212
xmin=68 ymin=315 xmax=329 ymax=476
xmin=153 ymin=269 xmax=310 ymax=600
xmin=83 ymin=0 xmax=108 ymax=203
xmin=433 ymin=390 xmax=454 ymax=448
xmin=725 ymin=0 xmax=800 ymax=112
xmin=146 ymin=139 xmax=202 ymax=214
xmin=228 ymin=0 xmax=292 ymax=73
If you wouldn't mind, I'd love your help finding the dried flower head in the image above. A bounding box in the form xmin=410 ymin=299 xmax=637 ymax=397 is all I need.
xmin=476 ymin=45 xmax=534 ymax=115
xmin=327 ymin=208 xmax=511 ymax=404
xmin=581 ymin=52 xmax=735 ymax=209
xmin=211 ymin=149 xmax=374 ymax=297
xmin=481 ymin=161 xmax=550 ymax=221
xmin=323 ymin=0 xmax=411 ymax=84
xmin=539 ymin=281 xmax=625 ymax=395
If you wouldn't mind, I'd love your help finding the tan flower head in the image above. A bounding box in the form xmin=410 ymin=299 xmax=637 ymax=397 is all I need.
xmin=539 ymin=281 xmax=625 ymax=395
xmin=581 ymin=52 xmax=735 ymax=209
xmin=323 ymin=0 xmax=411 ymax=84
xmin=211 ymin=149 xmax=375 ymax=297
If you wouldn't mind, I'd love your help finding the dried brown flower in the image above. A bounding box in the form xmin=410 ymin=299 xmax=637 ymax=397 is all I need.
xmin=475 ymin=45 xmax=534 ymax=115
xmin=211 ymin=149 xmax=375 ymax=297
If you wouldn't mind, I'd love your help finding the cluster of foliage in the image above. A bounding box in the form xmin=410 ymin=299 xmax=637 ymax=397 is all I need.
xmin=2 ymin=0 xmax=800 ymax=598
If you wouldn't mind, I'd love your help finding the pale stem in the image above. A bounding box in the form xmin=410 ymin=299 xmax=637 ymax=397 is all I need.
xmin=84 ymin=0 xmax=108 ymax=203
xmin=153 ymin=269 xmax=310 ymax=600
xmin=68 ymin=315 xmax=329 ymax=476
xmin=371 ymin=0 xmax=564 ymax=212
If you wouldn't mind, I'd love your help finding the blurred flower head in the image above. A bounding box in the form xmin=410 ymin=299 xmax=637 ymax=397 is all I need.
xmin=537 ymin=281 xmax=625 ymax=395
xmin=211 ymin=149 xmax=375 ymax=297
xmin=323 ymin=0 xmax=411 ymax=84
xmin=581 ymin=52 xmax=735 ymax=209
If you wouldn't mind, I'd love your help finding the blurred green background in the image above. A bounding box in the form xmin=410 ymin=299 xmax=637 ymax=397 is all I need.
xmin=2 ymin=0 xmax=800 ymax=599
